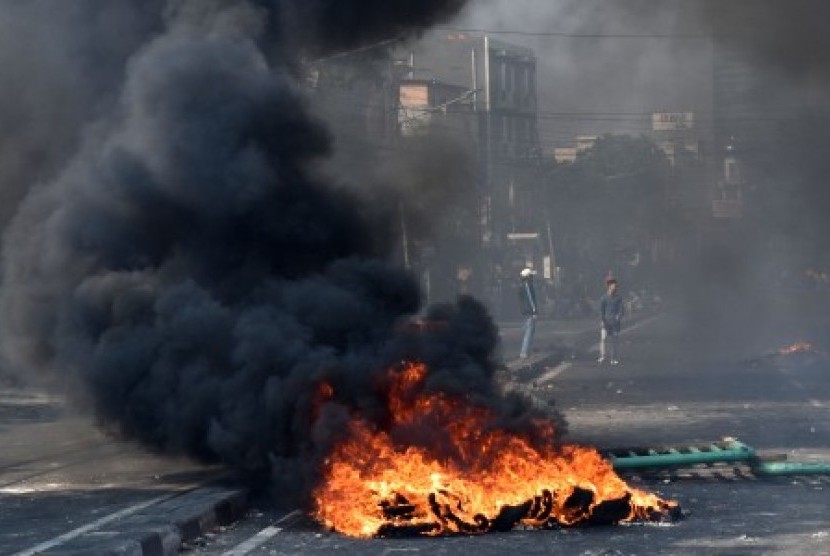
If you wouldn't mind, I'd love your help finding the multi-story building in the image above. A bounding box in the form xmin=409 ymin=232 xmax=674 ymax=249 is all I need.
xmin=711 ymin=44 xmax=764 ymax=220
xmin=710 ymin=41 xmax=810 ymax=221
xmin=651 ymin=112 xmax=698 ymax=165
xmin=397 ymin=79 xmax=478 ymax=139
xmin=308 ymin=33 xmax=544 ymax=312
xmin=398 ymin=32 xmax=545 ymax=314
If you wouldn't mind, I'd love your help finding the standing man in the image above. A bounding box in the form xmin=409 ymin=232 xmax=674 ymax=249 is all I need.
xmin=598 ymin=276 xmax=624 ymax=365
xmin=518 ymin=267 xmax=538 ymax=359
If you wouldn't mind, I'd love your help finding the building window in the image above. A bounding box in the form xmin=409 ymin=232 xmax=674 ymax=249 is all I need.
xmin=496 ymin=60 xmax=508 ymax=101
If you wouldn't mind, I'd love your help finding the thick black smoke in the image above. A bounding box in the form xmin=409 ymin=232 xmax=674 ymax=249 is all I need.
xmin=697 ymin=0 xmax=830 ymax=85
xmin=691 ymin=0 xmax=830 ymax=330
xmin=0 ymin=0 xmax=560 ymax=498
xmin=0 ymin=0 xmax=164 ymax=231
xmin=269 ymin=0 xmax=468 ymax=54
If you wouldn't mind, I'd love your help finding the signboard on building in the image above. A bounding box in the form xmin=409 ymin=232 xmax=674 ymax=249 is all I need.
xmin=652 ymin=112 xmax=694 ymax=132
xmin=576 ymin=135 xmax=597 ymax=152
xmin=554 ymin=147 xmax=577 ymax=164
xmin=506 ymin=232 xmax=540 ymax=241
xmin=399 ymin=83 xmax=431 ymax=135
xmin=399 ymin=84 xmax=429 ymax=108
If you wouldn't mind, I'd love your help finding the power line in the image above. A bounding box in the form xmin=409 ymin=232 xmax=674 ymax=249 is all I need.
xmin=305 ymin=25 xmax=712 ymax=67
xmin=317 ymin=95 xmax=801 ymax=126
xmin=434 ymin=26 xmax=712 ymax=40
xmin=308 ymin=36 xmax=403 ymax=64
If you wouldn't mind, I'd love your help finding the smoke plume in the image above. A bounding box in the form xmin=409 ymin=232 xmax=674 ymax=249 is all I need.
xmin=0 ymin=0 xmax=565 ymax=498
xmin=0 ymin=0 xmax=164 ymax=230
xmin=697 ymin=0 xmax=830 ymax=87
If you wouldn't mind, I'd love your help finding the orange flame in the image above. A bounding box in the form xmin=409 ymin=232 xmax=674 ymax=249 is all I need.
xmin=779 ymin=341 xmax=813 ymax=355
xmin=312 ymin=362 xmax=676 ymax=537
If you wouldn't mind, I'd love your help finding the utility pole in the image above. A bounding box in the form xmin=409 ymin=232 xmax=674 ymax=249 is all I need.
xmin=399 ymin=200 xmax=410 ymax=269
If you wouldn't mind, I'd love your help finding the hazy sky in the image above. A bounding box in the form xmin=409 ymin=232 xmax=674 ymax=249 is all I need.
xmin=446 ymin=0 xmax=830 ymax=150
xmin=445 ymin=0 xmax=714 ymax=148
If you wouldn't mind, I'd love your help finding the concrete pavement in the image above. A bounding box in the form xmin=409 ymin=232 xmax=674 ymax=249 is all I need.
xmin=0 ymin=389 xmax=247 ymax=556
xmin=0 ymin=312 xmax=627 ymax=556
xmin=12 ymin=304 xmax=830 ymax=555
xmin=186 ymin=305 xmax=830 ymax=554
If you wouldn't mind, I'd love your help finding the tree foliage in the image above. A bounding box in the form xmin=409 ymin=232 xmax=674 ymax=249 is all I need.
xmin=544 ymin=134 xmax=671 ymax=277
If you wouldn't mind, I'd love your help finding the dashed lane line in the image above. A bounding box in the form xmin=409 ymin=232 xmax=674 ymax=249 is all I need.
xmin=521 ymin=315 xmax=661 ymax=386
xmin=779 ymin=369 xmax=827 ymax=409
xmin=13 ymin=490 xmax=192 ymax=556
xmin=534 ymin=362 xmax=573 ymax=385
xmin=588 ymin=314 xmax=662 ymax=354
xmin=222 ymin=510 xmax=302 ymax=556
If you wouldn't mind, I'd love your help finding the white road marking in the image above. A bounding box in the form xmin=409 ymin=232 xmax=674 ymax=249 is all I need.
xmin=520 ymin=315 xmax=661 ymax=384
xmin=588 ymin=314 xmax=662 ymax=353
xmin=14 ymin=491 xmax=187 ymax=556
xmin=222 ymin=510 xmax=301 ymax=556
xmin=790 ymin=382 xmax=825 ymax=408
xmin=775 ymin=355 xmax=828 ymax=412
xmin=535 ymin=362 xmax=573 ymax=385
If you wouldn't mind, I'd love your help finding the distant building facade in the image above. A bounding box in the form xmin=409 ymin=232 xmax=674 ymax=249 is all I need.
xmin=307 ymin=33 xmax=546 ymax=313
xmin=397 ymin=32 xmax=545 ymax=314
xmin=711 ymin=44 xmax=762 ymax=220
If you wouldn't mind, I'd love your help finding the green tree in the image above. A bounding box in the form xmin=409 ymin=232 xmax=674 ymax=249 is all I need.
xmin=544 ymin=134 xmax=672 ymax=281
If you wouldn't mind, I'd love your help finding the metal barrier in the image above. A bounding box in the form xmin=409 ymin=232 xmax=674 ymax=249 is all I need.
xmin=605 ymin=439 xmax=756 ymax=470
xmin=603 ymin=438 xmax=830 ymax=477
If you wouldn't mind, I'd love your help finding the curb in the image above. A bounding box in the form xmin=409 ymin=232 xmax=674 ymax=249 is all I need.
xmin=499 ymin=352 xmax=562 ymax=414
xmin=39 ymin=483 xmax=248 ymax=556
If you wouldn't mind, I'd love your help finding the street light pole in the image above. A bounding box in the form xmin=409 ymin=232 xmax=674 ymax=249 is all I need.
xmin=399 ymin=199 xmax=410 ymax=269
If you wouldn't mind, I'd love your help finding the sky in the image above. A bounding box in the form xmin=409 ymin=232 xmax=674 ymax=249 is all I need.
xmin=445 ymin=0 xmax=830 ymax=149
xmin=446 ymin=0 xmax=714 ymax=149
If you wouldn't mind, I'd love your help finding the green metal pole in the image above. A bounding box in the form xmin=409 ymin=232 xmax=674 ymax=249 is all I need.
xmin=752 ymin=461 xmax=830 ymax=476
xmin=608 ymin=440 xmax=756 ymax=470
xmin=605 ymin=439 xmax=830 ymax=476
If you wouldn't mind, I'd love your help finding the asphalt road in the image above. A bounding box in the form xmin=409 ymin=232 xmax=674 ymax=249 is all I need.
xmin=0 ymin=389 xmax=227 ymax=555
xmin=2 ymin=306 xmax=828 ymax=555
xmin=188 ymin=310 xmax=830 ymax=555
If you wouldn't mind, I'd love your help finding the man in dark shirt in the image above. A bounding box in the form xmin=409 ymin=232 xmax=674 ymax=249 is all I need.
xmin=518 ymin=267 xmax=538 ymax=359
xmin=598 ymin=276 xmax=624 ymax=365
